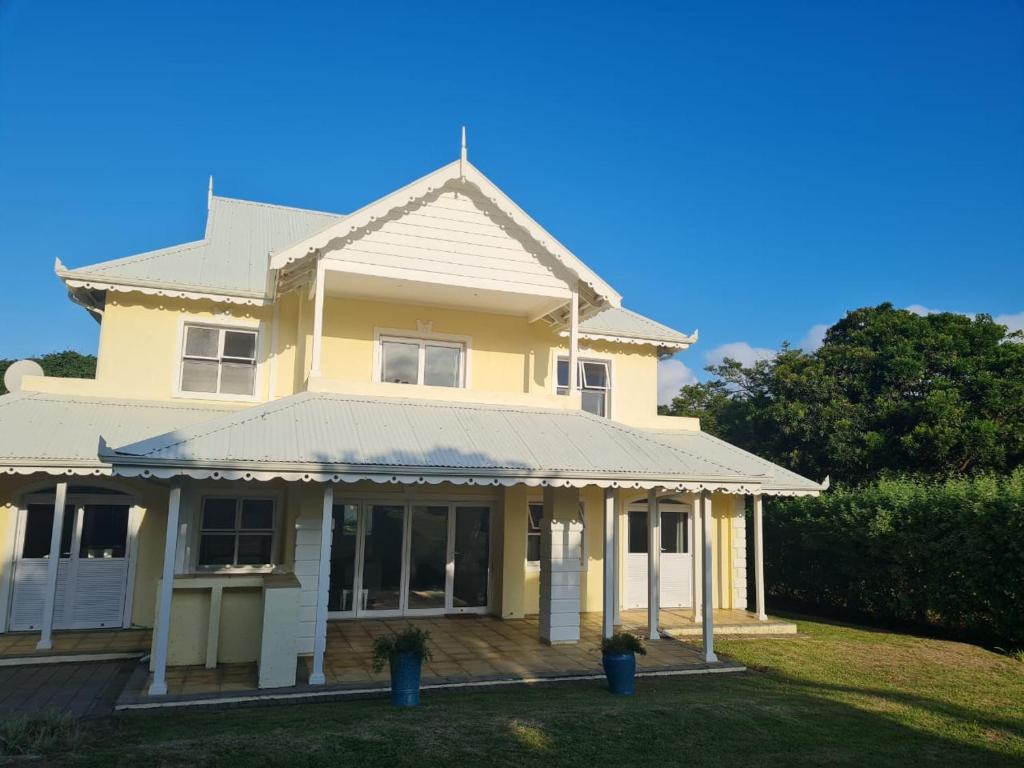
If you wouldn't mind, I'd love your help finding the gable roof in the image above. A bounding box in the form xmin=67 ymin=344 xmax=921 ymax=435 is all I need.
xmin=103 ymin=391 xmax=823 ymax=495
xmin=269 ymin=159 xmax=621 ymax=316
xmin=56 ymin=196 xmax=343 ymax=304
xmin=0 ymin=392 xmax=233 ymax=475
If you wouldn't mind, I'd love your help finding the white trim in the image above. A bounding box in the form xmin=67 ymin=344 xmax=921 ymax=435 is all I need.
xmin=192 ymin=494 xmax=280 ymax=572
xmin=121 ymin=505 xmax=143 ymax=628
xmin=0 ymin=504 xmax=17 ymax=634
xmin=568 ymin=286 xmax=579 ymax=394
xmin=700 ymin=491 xmax=717 ymax=663
xmin=36 ymin=482 xmax=67 ymax=650
xmin=173 ymin=316 xmax=263 ymax=403
xmin=554 ymin=350 xmax=614 ymax=419
xmin=149 ymin=483 xmax=181 ymax=696
xmin=58 ymin=275 xmax=269 ymax=307
xmin=372 ymin=326 xmax=472 ymax=388
xmin=310 ymin=260 xmax=326 ymax=376
xmin=646 ymin=487 xmax=660 ymax=641
xmin=602 ymin=487 xmax=614 ymax=639
xmin=754 ymin=494 xmax=767 ymax=621
xmin=309 ymin=484 xmax=333 ymax=686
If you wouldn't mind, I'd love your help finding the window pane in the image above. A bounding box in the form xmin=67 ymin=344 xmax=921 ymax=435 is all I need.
xmin=628 ymin=511 xmax=647 ymax=554
xmin=185 ymin=326 xmax=220 ymax=358
xmin=381 ymin=341 xmax=419 ymax=384
xmin=661 ymin=510 xmax=685 ymax=554
xmin=79 ymin=505 xmax=129 ymax=558
xmin=582 ymin=361 xmax=608 ymax=389
xmin=556 ymin=359 xmax=569 ymax=388
xmin=452 ymin=506 xmax=489 ymax=608
xmin=199 ymin=534 xmax=235 ymax=565
xmin=527 ymin=504 xmax=543 ymax=532
xmin=181 ymin=359 xmax=219 ymax=393
xmin=236 ymin=534 xmax=273 ymax=565
xmin=329 ymin=504 xmax=359 ymax=612
xmin=202 ymin=498 xmax=237 ymax=529
xmin=362 ymin=505 xmax=405 ymax=610
xmin=527 ymin=534 xmax=541 ymax=563
xmin=423 ymin=345 xmax=461 ymax=387
xmin=223 ymin=330 xmax=256 ymax=360
xmin=241 ymin=499 xmax=273 ymax=529
xmin=582 ymin=389 xmax=607 ymax=417
xmin=220 ymin=361 xmax=256 ymax=396
xmin=407 ymin=506 xmax=448 ymax=609
xmin=22 ymin=504 xmax=74 ymax=559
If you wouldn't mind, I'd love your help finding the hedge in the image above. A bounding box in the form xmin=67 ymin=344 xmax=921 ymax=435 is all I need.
xmin=763 ymin=471 xmax=1024 ymax=650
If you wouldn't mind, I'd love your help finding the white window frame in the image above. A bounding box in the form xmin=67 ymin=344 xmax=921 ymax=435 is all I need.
xmin=195 ymin=495 xmax=278 ymax=572
xmin=525 ymin=497 xmax=587 ymax=570
xmin=555 ymin=354 xmax=613 ymax=418
xmin=526 ymin=502 xmax=543 ymax=570
xmin=175 ymin=318 xmax=262 ymax=402
xmin=373 ymin=327 xmax=472 ymax=388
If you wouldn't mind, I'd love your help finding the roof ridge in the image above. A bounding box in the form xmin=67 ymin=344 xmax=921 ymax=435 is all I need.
xmin=212 ymin=194 xmax=345 ymax=219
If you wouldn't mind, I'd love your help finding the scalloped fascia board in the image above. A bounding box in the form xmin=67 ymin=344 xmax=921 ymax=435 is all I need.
xmin=58 ymin=275 xmax=270 ymax=307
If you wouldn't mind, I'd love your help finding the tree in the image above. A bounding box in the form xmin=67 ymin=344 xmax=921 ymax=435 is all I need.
xmin=663 ymin=304 xmax=1024 ymax=485
xmin=0 ymin=351 xmax=97 ymax=396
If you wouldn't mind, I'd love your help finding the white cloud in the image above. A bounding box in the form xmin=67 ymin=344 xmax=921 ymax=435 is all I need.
xmin=994 ymin=311 xmax=1024 ymax=334
xmin=797 ymin=323 xmax=829 ymax=352
xmin=704 ymin=341 xmax=775 ymax=368
xmin=657 ymin=358 xmax=697 ymax=405
xmin=906 ymin=304 xmax=942 ymax=317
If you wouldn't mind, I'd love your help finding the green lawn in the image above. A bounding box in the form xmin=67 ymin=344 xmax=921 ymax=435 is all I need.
xmin=54 ymin=618 xmax=1024 ymax=767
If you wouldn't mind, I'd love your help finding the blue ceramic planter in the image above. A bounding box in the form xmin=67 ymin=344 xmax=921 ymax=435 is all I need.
xmin=602 ymin=652 xmax=637 ymax=695
xmin=390 ymin=651 xmax=423 ymax=707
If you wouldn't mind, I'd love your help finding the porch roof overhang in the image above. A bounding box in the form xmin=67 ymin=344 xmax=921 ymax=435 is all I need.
xmin=98 ymin=391 xmax=825 ymax=496
xmin=0 ymin=392 xmax=234 ymax=478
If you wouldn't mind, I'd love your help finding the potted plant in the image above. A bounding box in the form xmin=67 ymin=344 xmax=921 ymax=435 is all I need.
xmin=372 ymin=627 xmax=433 ymax=707
xmin=601 ymin=631 xmax=646 ymax=695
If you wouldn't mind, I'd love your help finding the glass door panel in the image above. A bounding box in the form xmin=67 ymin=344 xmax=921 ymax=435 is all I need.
xmin=407 ymin=506 xmax=448 ymax=610
xmin=328 ymin=504 xmax=359 ymax=613
xmin=361 ymin=505 xmax=405 ymax=612
xmin=452 ymin=506 xmax=490 ymax=609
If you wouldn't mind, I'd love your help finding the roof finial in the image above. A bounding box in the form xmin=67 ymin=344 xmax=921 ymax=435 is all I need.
xmin=460 ymin=126 xmax=467 ymax=178
xmin=208 ymin=175 xmax=214 ymax=210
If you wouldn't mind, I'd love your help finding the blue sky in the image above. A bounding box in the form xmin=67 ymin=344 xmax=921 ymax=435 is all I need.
xmin=1 ymin=1 xmax=1022 ymax=401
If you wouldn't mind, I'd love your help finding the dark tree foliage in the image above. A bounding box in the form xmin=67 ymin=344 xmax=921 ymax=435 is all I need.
xmin=663 ymin=303 xmax=1024 ymax=486
xmin=0 ymin=351 xmax=97 ymax=395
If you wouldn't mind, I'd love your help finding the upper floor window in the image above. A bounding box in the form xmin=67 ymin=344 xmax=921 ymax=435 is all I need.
xmin=557 ymin=358 xmax=611 ymax=417
xmin=379 ymin=336 xmax=464 ymax=388
xmin=180 ymin=324 xmax=257 ymax=397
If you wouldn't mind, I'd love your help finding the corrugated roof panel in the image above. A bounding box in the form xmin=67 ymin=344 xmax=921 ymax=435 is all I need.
xmin=580 ymin=306 xmax=692 ymax=345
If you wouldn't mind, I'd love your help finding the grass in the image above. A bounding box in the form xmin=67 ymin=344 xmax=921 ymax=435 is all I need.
xmin=0 ymin=711 xmax=81 ymax=757
xmin=23 ymin=617 xmax=1024 ymax=767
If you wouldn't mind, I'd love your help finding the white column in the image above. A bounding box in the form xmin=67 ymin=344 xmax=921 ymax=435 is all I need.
xmin=310 ymin=259 xmax=326 ymax=377
xmin=753 ymin=494 xmax=767 ymax=621
xmin=539 ymin=486 xmax=583 ymax=644
xmin=691 ymin=492 xmax=702 ymax=624
xmin=36 ymin=481 xmax=68 ymax=651
xmin=701 ymin=491 xmax=718 ymax=663
xmin=149 ymin=482 xmax=182 ymax=696
xmin=309 ymin=483 xmax=334 ymax=685
xmin=602 ymin=487 xmax=615 ymax=639
xmin=612 ymin=495 xmax=622 ymax=626
xmin=646 ymin=487 xmax=660 ymax=641
xmin=568 ymin=284 xmax=579 ymax=394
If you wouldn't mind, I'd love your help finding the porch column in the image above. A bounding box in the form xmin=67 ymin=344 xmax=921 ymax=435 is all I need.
xmin=568 ymin=284 xmax=579 ymax=394
xmin=309 ymin=483 xmax=333 ymax=685
xmin=753 ymin=494 xmax=767 ymax=621
xmin=149 ymin=482 xmax=182 ymax=695
xmin=691 ymin=492 xmax=702 ymax=624
xmin=36 ymin=481 xmax=68 ymax=651
xmin=602 ymin=487 xmax=615 ymax=639
xmin=700 ymin=491 xmax=718 ymax=663
xmin=646 ymin=487 xmax=660 ymax=641
xmin=310 ymin=259 xmax=326 ymax=377
xmin=539 ymin=485 xmax=583 ymax=644
xmin=612 ymin=494 xmax=622 ymax=626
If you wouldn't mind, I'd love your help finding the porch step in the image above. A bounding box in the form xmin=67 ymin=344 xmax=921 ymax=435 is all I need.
xmin=0 ymin=651 xmax=145 ymax=667
xmin=662 ymin=620 xmax=797 ymax=637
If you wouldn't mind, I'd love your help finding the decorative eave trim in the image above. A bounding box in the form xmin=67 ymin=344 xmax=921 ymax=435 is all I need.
xmin=1 ymin=463 xmax=113 ymax=477
xmin=565 ymin=330 xmax=695 ymax=350
xmin=55 ymin=259 xmax=269 ymax=307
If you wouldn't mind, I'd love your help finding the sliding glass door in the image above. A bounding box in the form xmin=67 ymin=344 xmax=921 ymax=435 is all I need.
xmin=327 ymin=500 xmax=491 ymax=618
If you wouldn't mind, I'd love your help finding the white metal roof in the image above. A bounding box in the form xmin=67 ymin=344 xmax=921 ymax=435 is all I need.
xmin=103 ymin=392 xmax=822 ymax=494
xmin=57 ymin=196 xmax=343 ymax=301
xmin=577 ymin=307 xmax=696 ymax=348
xmin=0 ymin=392 xmax=233 ymax=475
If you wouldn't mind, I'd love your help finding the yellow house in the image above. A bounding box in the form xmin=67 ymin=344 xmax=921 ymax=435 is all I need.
xmin=0 ymin=139 xmax=825 ymax=699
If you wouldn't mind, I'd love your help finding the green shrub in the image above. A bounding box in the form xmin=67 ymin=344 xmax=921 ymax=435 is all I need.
xmin=601 ymin=632 xmax=647 ymax=656
xmin=762 ymin=471 xmax=1024 ymax=650
xmin=0 ymin=711 xmax=82 ymax=756
xmin=371 ymin=628 xmax=433 ymax=672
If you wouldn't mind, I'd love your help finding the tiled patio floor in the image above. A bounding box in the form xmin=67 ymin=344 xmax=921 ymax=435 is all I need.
xmin=118 ymin=612 xmax=746 ymax=708
xmin=0 ymin=628 xmax=151 ymax=660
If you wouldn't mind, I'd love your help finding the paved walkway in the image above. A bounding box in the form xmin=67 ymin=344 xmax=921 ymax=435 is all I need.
xmin=0 ymin=660 xmax=135 ymax=718
xmin=0 ymin=628 xmax=150 ymax=659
